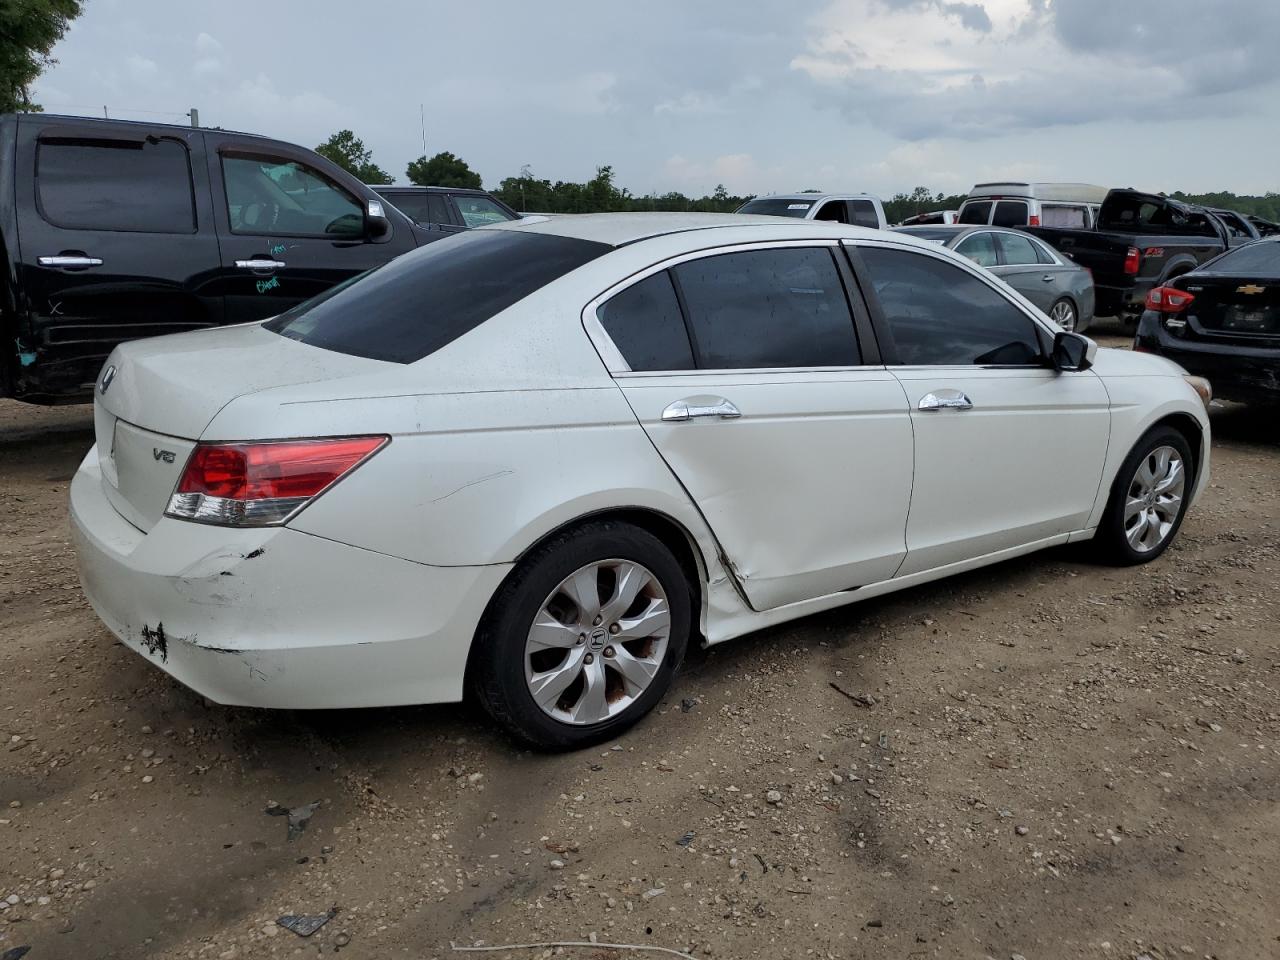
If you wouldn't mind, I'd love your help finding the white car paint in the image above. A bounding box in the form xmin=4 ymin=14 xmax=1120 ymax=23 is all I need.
xmin=71 ymin=213 xmax=1211 ymax=712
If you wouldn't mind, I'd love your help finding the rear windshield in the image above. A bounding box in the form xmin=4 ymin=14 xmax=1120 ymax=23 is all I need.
xmin=736 ymin=198 xmax=813 ymax=218
xmin=893 ymin=227 xmax=956 ymax=243
xmin=266 ymin=230 xmax=609 ymax=363
xmin=958 ymin=201 xmax=991 ymax=225
xmin=1200 ymin=240 xmax=1280 ymax=275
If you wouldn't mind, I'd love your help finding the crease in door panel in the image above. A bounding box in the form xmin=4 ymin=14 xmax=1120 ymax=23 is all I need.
xmin=887 ymin=371 xmax=916 ymax=579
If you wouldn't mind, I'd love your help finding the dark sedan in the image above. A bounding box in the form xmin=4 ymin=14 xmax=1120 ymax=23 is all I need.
xmin=1135 ymin=238 xmax=1280 ymax=405
xmin=895 ymin=225 xmax=1096 ymax=332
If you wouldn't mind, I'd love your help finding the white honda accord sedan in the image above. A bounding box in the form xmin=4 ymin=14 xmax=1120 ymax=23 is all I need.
xmin=71 ymin=213 xmax=1212 ymax=749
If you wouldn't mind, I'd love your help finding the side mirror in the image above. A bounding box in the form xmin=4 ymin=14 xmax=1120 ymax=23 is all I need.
xmin=1051 ymin=331 xmax=1096 ymax=372
xmin=365 ymin=199 xmax=392 ymax=241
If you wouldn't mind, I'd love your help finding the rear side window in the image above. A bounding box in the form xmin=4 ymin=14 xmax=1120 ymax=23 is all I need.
xmin=1041 ymin=204 xmax=1087 ymax=228
xmin=958 ymin=201 xmax=991 ymax=225
xmin=597 ymin=271 xmax=694 ymax=371
xmin=37 ymin=137 xmax=195 ymax=233
xmin=858 ymin=246 xmax=1043 ymax=366
xmin=992 ymin=200 xmax=1028 ymax=227
xmin=850 ymin=199 xmax=880 ymax=228
xmin=955 ymin=232 xmax=998 ymax=267
xmin=267 ymin=230 xmax=609 ymax=363
xmin=996 ymin=232 xmax=1050 ymax=265
xmin=673 ymin=247 xmax=860 ymax=369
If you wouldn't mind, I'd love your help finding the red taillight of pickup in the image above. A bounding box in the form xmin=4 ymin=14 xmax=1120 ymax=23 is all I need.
xmin=1123 ymin=246 xmax=1142 ymax=275
xmin=166 ymin=436 xmax=388 ymax=527
xmin=1145 ymin=286 xmax=1194 ymax=313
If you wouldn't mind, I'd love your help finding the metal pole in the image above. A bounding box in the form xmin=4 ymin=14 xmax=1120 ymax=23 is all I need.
xmin=102 ymin=105 xmax=108 ymax=118
xmin=188 ymin=108 xmax=199 ymax=127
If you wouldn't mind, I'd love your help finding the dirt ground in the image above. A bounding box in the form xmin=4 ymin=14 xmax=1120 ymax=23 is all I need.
xmin=1 ymin=328 xmax=1277 ymax=960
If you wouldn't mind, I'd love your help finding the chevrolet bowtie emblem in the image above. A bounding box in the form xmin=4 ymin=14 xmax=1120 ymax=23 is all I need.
xmin=1237 ymin=284 xmax=1266 ymax=295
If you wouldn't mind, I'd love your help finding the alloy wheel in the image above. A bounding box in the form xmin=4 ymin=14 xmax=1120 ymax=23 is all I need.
xmin=1124 ymin=445 xmax=1185 ymax=553
xmin=1051 ymin=300 xmax=1077 ymax=332
xmin=524 ymin=559 xmax=671 ymax=724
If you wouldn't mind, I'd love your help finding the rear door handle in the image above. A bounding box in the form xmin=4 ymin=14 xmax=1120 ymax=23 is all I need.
xmin=918 ymin=390 xmax=973 ymax=412
xmin=234 ymin=258 xmax=287 ymax=271
xmin=662 ymin=396 xmax=742 ymax=422
xmin=1042 ymin=274 xmax=1055 ymax=282
xmin=38 ymin=255 xmax=103 ymax=269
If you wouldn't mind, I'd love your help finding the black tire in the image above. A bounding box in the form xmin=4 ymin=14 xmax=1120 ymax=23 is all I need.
xmin=470 ymin=520 xmax=692 ymax=751
xmin=1095 ymin=425 xmax=1194 ymax=566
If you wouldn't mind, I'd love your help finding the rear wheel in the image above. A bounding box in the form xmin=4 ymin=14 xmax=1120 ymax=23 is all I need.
xmin=1049 ymin=298 xmax=1078 ymax=332
xmin=471 ymin=521 xmax=692 ymax=750
xmin=1095 ymin=426 xmax=1193 ymax=565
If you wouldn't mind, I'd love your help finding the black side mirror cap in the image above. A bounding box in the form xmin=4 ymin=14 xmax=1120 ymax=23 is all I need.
xmin=1052 ymin=330 xmax=1096 ymax=372
xmin=365 ymin=199 xmax=392 ymax=241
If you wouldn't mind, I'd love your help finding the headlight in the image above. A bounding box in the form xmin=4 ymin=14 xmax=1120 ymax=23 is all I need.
xmin=1183 ymin=374 xmax=1212 ymax=408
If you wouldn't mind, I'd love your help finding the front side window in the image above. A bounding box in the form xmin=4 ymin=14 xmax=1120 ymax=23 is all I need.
xmin=37 ymin=136 xmax=195 ymax=233
xmin=453 ymin=195 xmax=515 ymax=228
xmin=996 ymin=232 xmax=1050 ymax=265
xmin=597 ymin=271 xmax=694 ymax=371
xmin=992 ymin=200 xmax=1029 ymax=227
xmin=850 ymin=199 xmax=880 ymax=228
xmin=955 ymin=232 xmax=998 ymax=267
xmin=222 ymin=155 xmax=363 ymax=238
xmin=672 ymin=247 xmax=860 ymax=369
xmin=858 ymin=246 xmax=1043 ymax=366
xmin=814 ymin=200 xmax=849 ymax=223
xmin=267 ymin=230 xmax=608 ymax=363
xmin=958 ymin=201 xmax=992 ymax=225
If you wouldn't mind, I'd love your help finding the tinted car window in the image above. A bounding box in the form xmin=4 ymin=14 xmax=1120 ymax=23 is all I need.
xmin=858 ymin=247 xmax=1043 ymax=366
xmin=1201 ymin=240 xmax=1280 ymax=274
xmin=735 ymin=198 xmax=813 ymax=218
xmin=850 ymin=199 xmax=880 ymax=228
xmin=598 ymin=271 xmax=694 ymax=371
xmin=223 ymin=155 xmax=363 ymax=238
xmin=958 ymin=201 xmax=991 ymax=225
xmin=673 ymin=247 xmax=860 ymax=369
xmin=955 ymin=232 xmax=998 ymax=267
xmin=995 ymin=232 xmax=1045 ymax=266
xmin=1041 ymin=204 xmax=1087 ymax=228
xmin=37 ymin=137 xmax=195 ymax=233
xmin=992 ymin=200 xmax=1029 ymax=227
xmin=267 ymin=230 xmax=609 ymax=363
xmin=453 ymin=195 xmax=516 ymax=228
xmin=427 ymin=194 xmax=451 ymax=224
xmin=814 ymin=200 xmax=849 ymax=223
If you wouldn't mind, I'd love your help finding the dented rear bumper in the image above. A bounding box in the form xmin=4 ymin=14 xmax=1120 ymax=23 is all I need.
xmin=70 ymin=444 xmax=510 ymax=708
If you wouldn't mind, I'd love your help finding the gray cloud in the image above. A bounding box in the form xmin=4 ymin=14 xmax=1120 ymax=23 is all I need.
xmin=877 ymin=0 xmax=992 ymax=32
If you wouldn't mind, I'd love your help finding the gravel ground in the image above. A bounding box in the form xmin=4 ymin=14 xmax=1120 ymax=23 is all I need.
xmin=1 ymin=329 xmax=1277 ymax=960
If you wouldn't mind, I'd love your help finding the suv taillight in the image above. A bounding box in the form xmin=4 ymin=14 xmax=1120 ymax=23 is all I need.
xmin=1123 ymin=246 xmax=1141 ymax=275
xmin=166 ymin=436 xmax=388 ymax=527
xmin=1145 ymin=286 xmax=1195 ymax=313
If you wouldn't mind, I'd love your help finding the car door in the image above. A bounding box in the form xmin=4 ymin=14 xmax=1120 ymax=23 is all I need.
xmin=587 ymin=241 xmax=914 ymax=611
xmin=991 ymin=231 xmax=1068 ymax=313
xmin=14 ymin=120 xmax=222 ymax=396
xmin=205 ymin=135 xmax=417 ymax=323
xmin=847 ymin=240 xmax=1110 ymax=577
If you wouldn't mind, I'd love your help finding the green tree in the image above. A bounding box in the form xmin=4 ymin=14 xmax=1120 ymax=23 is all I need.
xmin=406 ymin=151 xmax=482 ymax=189
xmin=1 ymin=0 xmax=83 ymax=113
xmin=314 ymin=130 xmax=391 ymax=184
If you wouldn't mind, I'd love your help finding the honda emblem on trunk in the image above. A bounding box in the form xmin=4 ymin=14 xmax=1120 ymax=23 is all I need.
xmin=99 ymin=364 xmax=116 ymax=394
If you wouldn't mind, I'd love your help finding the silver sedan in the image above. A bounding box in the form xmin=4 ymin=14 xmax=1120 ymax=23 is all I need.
xmin=895 ymin=225 xmax=1096 ymax=333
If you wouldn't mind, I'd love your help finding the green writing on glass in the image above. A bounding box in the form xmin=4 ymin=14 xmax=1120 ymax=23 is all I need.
xmin=256 ymin=276 xmax=281 ymax=295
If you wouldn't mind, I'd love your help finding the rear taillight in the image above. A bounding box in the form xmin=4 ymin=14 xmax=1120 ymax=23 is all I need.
xmin=1123 ymin=246 xmax=1141 ymax=275
xmin=1145 ymin=286 xmax=1195 ymax=313
xmin=1029 ymin=214 xmax=1041 ymax=227
xmin=166 ymin=436 xmax=388 ymax=527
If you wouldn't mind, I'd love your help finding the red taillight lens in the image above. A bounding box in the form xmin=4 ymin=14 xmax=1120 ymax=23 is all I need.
xmin=167 ymin=436 xmax=387 ymax=526
xmin=1029 ymin=214 xmax=1041 ymax=227
xmin=1123 ymin=246 xmax=1141 ymax=275
xmin=1145 ymin=286 xmax=1194 ymax=313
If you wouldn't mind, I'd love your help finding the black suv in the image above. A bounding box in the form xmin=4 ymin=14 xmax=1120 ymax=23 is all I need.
xmin=371 ymin=185 xmax=519 ymax=233
xmin=0 ymin=113 xmax=442 ymax=404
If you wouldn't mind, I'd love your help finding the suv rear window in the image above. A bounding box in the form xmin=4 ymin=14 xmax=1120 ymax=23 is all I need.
xmin=266 ymin=230 xmax=609 ymax=363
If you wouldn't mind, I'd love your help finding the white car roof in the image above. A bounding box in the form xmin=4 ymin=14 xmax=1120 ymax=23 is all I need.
xmin=488 ymin=211 xmax=887 ymax=248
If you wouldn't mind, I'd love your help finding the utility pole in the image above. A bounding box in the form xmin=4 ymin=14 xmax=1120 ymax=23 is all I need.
xmin=419 ymin=104 xmax=427 ymax=158
xmin=187 ymin=108 xmax=199 ymax=127
xmin=102 ymin=105 xmax=108 ymax=118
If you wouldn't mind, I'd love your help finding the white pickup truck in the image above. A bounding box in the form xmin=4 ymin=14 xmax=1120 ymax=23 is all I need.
xmin=735 ymin=192 xmax=887 ymax=229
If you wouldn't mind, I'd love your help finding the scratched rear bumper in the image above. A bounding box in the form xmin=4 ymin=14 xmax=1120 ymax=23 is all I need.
xmin=70 ymin=444 xmax=511 ymax=708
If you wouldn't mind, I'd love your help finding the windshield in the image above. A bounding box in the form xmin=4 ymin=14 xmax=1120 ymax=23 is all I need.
xmin=736 ymin=198 xmax=814 ymax=218
xmin=266 ymin=230 xmax=610 ymax=363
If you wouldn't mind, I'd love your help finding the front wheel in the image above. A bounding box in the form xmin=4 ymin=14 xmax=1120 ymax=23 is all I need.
xmin=1049 ymin=298 xmax=1078 ymax=332
xmin=471 ymin=521 xmax=692 ymax=750
xmin=1095 ymin=426 xmax=1193 ymax=565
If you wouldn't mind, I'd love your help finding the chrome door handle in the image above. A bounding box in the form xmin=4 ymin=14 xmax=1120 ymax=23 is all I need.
xmin=234 ymin=259 xmax=287 ymax=271
xmin=661 ymin=396 xmax=742 ymax=422
xmin=1041 ymin=274 xmax=1055 ymax=282
xmin=38 ymin=255 xmax=103 ymax=268
xmin=918 ymin=390 xmax=973 ymax=412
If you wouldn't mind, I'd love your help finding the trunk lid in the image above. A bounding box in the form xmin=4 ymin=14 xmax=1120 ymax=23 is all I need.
xmin=94 ymin=322 xmax=387 ymax=531
xmin=1178 ymin=273 xmax=1280 ymax=347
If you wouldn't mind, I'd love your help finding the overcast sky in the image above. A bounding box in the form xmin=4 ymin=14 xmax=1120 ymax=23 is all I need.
xmin=32 ymin=0 xmax=1280 ymax=198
